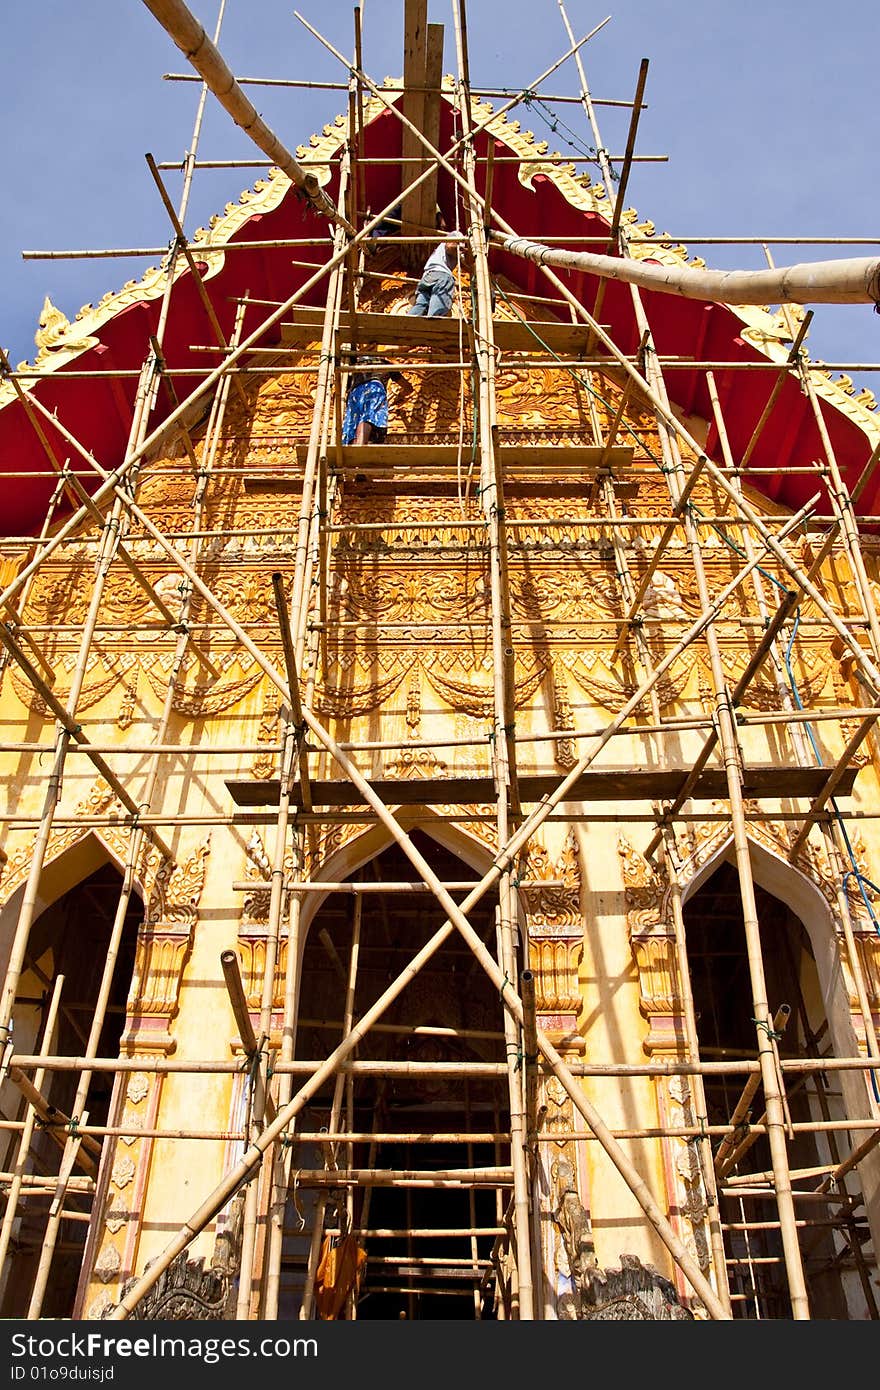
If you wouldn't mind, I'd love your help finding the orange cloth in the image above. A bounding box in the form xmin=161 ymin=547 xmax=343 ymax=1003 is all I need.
xmin=314 ymin=1232 xmax=367 ymax=1319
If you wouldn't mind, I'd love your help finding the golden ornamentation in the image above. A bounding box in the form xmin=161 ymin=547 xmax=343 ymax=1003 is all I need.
xmin=385 ymin=746 xmax=449 ymax=779
xmin=423 ymin=657 xmax=548 ymax=718
xmin=664 ymin=1074 xmax=711 ymax=1273
xmin=236 ymin=935 xmax=288 ymax=1012
xmin=126 ymin=1074 xmax=150 ymax=1107
xmin=144 ymin=838 xmax=211 ymax=930
xmin=251 ymin=697 xmax=281 ymax=780
xmin=312 ymin=664 xmax=410 ymax=718
xmin=140 ymin=660 xmax=263 ymax=719
xmin=521 ymin=829 xmax=581 ymax=932
xmin=549 ymin=662 xmax=576 ymax=770
xmin=617 ymin=833 xmax=668 ymax=934
xmin=32 ymin=296 xmax=99 ymax=363
xmin=529 ymin=939 xmax=582 ymax=1013
xmin=562 ymin=648 xmax=692 ymax=712
xmin=240 ymin=829 xmax=273 ymax=926
xmin=123 ymin=839 xmax=211 ymax=1052
xmin=0 ymin=781 xmax=157 ymax=904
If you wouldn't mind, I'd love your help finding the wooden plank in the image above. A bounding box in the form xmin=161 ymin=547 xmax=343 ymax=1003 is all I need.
xmin=227 ymin=764 xmax=860 ymax=809
xmin=280 ymin=308 xmax=612 ymax=356
xmin=401 ymin=0 xmax=429 ymax=240
xmin=415 ymin=24 xmax=446 ymax=238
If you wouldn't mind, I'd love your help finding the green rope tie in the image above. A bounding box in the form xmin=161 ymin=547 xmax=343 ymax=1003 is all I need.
xmin=751 ymin=1017 xmax=784 ymax=1042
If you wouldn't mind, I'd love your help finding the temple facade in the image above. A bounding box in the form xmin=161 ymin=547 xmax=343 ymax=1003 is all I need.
xmin=1 ymin=14 xmax=879 ymax=1322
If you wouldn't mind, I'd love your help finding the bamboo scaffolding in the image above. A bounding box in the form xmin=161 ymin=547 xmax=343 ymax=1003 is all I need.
xmin=0 ymin=977 xmax=68 ymax=1275
xmin=299 ymin=894 xmax=361 ymax=1320
xmin=11 ymin=1052 xmax=880 ymax=1078
xmin=4 ymin=1 xmax=880 ymax=1325
xmin=636 ymin=295 xmax=809 ymax=1314
xmin=13 ymin=209 xmax=246 ymax=1311
xmin=453 ymin=2 xmax=531 ymax=1315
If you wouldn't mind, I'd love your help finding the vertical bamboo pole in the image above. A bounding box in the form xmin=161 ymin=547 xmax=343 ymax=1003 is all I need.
xmin=707 ymin=379 xmax=880 ymax=1116
xmin=463 ymin=1079 xmax=483 ymax=1318
xmin=644 ymin=325 xmax=810 ymax=1316
xmin=26 ymin=289 xmax=247 ymax=1317
xmin=235 ymin=721 xmax=296 ymax=1319
xmin=453 ymin=0 xmax=533 ymax=1320
xmin=0 ymin=975 xmax=65 ymax=1275
xmin=299 ymin=897 xmax=362 ymax=1320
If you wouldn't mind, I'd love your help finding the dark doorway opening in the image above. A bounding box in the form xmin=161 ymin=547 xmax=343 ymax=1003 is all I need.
xmin=0 ymin=861 xmax=141 ymax=1318
xmin=684 ymin=858 xmax=874 ymax=1319
xmin=281 ymin=830 xmax=510 ymax=1319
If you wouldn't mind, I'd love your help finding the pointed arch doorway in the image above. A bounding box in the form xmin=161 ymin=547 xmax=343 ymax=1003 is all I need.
xmin=683 ymin=853 xmax=877 ymax=1319
xmin=0 ymin=857 xmax=142 ymax=1318
xmin=283 ymin=828 xmax=513 ymax=1320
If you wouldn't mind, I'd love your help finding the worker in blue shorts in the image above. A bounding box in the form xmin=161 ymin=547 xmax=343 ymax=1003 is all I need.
xmin=342 ymin=356 xmax=407 ymax=445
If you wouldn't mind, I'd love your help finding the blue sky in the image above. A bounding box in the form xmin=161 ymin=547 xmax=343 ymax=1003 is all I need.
xmin=1 ymin=1 xmax=877 ymax=392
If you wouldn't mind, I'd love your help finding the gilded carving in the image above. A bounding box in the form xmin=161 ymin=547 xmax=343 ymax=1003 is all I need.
xmin=124 ymin=838 xmax=211 ymax=1051
xmin=236 ymin=935 xmax=288 ymax=1013
xmin=251 ymin=696 xmax=281 ymax=780
xmin=140 ymin=660 xmax=264 ymax=719
xmin=144 ymin=838 xmax=210 ymax=930
xmin=111 ymin=1155 xmax=136 ymax=1192
xmin=521 ymin=828 xmax=582 ymax=932
xmin=126 ymin=1074 xmax=150 ymax=1107
xmin=530 ymin=939 xmax=582 ymax=1013
xmin=93 ymin=1245 xmax=122 ymax=1286
xmin=549 ymin=661 xmax=576 ymax=770
xmin=32 ymin=295 xmax=99 ymax=362
xmin=0 ymin=781 xmax=157 ymax=906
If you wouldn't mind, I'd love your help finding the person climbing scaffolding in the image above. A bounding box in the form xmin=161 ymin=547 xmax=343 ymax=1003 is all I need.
xmin=407 ymin=214 xmax=469 ymax=318
xmin=341 ymin=354 xmax=410 ymax=445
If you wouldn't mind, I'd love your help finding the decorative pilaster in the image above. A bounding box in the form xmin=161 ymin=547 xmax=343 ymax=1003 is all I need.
xmin=521 ymin=828 xmax=583 ymax=1048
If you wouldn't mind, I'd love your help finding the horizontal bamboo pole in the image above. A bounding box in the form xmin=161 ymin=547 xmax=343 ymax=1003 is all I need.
xmin=9 ymin=1052 xmax=879 ymax=1077
xmin=163 ymin=74 xmax=639 ymax=107
xmin=2 ymin=703 xmax=876 ymax=762
xmin=292 ymin=1166 xmax=513 ymax=1186
xmin=323 ymin=1228 xmax=506 ymax=1238
xmin=717 ymin=1189 xmax=860 ymax=1205
xmin=0 ymin=1171 xmax=94 ymax=1192
xmin=231 ymin=879 xmax=564 ymax=893
xmin=358 ymin=1256 xmax=490 ymax=1268
xmin=4 ymin=808 xmax=879 ymax=831
xmin=491 ymin=232 xmax=880 ymax=305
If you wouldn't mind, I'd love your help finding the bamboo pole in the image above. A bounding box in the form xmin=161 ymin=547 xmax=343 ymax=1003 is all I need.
xmin=140 ymin=0 xmax=349 ymax=229
xmin=299 ymin=895 xmax=362 ymax=1321
xmin=0 ymin=976 xmax=66 ymax=1276
xmin=262 ymin=863 xmax=305 ymax=1320
xmin=237 ymin=725 xmax=294 ymax=1316
xmin=489 ymin=231 xmax=880 ymax=306
xmin=635 ymin=278 xmax=810 ymax=1312
xmin=144 ymin=152 xmax=248 ymax=407
xmin=714 ymin=1006 xmax=792 ymax=1177
xmin=453 ymin=1 xmax=532 ymax=1319
xmin=643 ymin=587 xmax=800 ymax=860
xmin=788 ymin=715 xmax=879 ymax=858
xmin=22 ymin=271 xmax=247 ymax=1318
